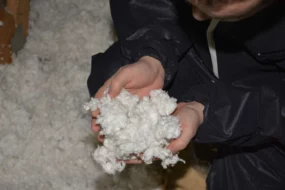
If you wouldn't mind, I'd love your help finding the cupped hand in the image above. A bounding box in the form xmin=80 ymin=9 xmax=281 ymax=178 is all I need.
xmin=91 ymin=55 xmax=165 ymax=133
xmin=118 ymin=101 xmax=205 ymax=165
xmin=167 ymin=101 xmax=205 ymax=153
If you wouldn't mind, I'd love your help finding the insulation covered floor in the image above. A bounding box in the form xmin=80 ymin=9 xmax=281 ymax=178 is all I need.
xmin=0 ymin=0 xmax=165 ymax=189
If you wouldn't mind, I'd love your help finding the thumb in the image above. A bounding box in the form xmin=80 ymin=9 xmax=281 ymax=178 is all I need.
xmin=167 ymin=121 xmax=195 ymax=154
xmin=108 ymin=67 xmax=133 ymax=97
xmin=167 ymin=135 xmax=190 ymax=154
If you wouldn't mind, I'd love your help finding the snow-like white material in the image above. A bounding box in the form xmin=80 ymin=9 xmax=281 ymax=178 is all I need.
xmin=84 ymin=89 xmax=184 ymax=174
xmin=0 ymin=0 xmax=166 ymax=189
xmin=0 ymin=21 xmax=3 ymax=27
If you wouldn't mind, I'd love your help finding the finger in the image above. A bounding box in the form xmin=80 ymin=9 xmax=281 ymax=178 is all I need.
xmin=97 ymin=134 xmax=104 ymax=142
xmin=91 ymin=109 xmax=100 ymax=118
xmin=92 ymin=124 xmax=100 ymax=133
xmin=116 ymin=158 xmax=144 ymax=164
xmin=124 ymin=160 xmax=144 ymax=164
xmin=166 ymin=124 xmax=194 ymax=153
xmin=91 ymin=110 xmax=100 ymax=133
xmin=95 ymin=84 xmax=110 ymax=99
xmin=95 ymin=87 xmax=106 ymax=99
xmin=123 ymin=157 xmax=159 ymax=164
xmin=91 ymin=79 xmax=111 ymax=131
xmin=123 ymin=153 xmax=159 ymax=164
xmin=153 ymin=157 xmax=160 ymax=161
xmin=91 ymin=118 xmax=100 ymax=132
xmin=108 ymin=67 xmax=133 ymax=98
xmin=95 ymin=76 xmax=113 ymax=99
xmin=167 ymin=138 xmax=188 ymax=154
xmin=117 ymin=153 xmax=144 ymax=164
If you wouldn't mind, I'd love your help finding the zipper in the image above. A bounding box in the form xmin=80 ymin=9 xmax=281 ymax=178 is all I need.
xmin=188 ymin=47 xmax=218 ymax=83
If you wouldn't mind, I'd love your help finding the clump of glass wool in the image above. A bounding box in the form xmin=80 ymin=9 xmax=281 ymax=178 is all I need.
xmin=84 ymin=89 xmax=184 ymax=174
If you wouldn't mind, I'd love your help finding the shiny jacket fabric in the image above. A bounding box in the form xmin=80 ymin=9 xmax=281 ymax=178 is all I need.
xmin=87 ymin=0 xmax=285 ymax=189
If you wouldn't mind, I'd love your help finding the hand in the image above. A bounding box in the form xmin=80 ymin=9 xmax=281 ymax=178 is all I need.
xmin=91 ymin=56 xmax=165 ymax=134
xmin=119 ymin=101 xmax=205 ymax=165
xmin=167 ymin=101 xmax=205 ymax=153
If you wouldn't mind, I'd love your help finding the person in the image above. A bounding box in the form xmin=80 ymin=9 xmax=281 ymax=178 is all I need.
xmin=87 ymin=0 xmax=285 ymax=189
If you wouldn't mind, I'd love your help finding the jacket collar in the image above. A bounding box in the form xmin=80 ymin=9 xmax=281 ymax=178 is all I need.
xmin=215 ymin=1 xmax=285 ymax=61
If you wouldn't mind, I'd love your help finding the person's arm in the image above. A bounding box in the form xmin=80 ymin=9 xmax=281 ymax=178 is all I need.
xmin=179 ymin=61 xmax=285 ymax=146
xmin=111 ymin=0 xmax=192 ymax=88
xmin=87 ymin=0 xmax=191 ymax=97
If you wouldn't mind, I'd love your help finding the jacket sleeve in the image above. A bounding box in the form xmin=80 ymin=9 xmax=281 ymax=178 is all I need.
xmin=110 ymin=0 xmax=192 ymax=87
xmin=180 ymin=61 xmax=285 ymax=146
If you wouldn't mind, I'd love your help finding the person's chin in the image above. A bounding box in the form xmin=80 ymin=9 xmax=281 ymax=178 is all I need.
xmin=192 ymin=7 xmax=210 ymax=21
xmin=193 ymin=11 xmax=251 ymax=22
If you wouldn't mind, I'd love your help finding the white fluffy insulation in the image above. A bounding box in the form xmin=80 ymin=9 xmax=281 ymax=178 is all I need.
xmin=0 ymin=0 xmax=170 ymax=189
xmin=84 ymin=89 xmax=184 ymax=174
